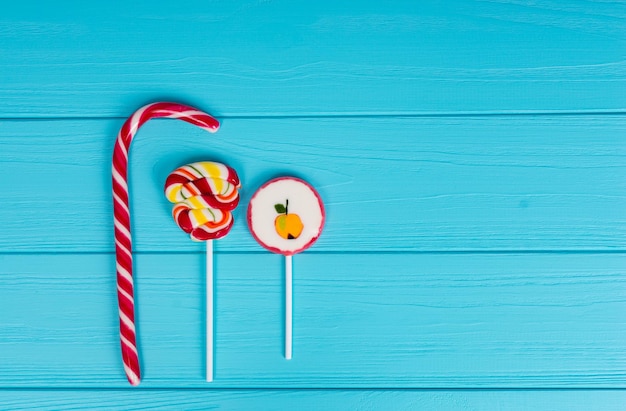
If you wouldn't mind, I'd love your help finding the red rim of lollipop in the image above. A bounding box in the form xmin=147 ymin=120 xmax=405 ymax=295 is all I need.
xmin=247 ymin=176 xmax=325 ymax=256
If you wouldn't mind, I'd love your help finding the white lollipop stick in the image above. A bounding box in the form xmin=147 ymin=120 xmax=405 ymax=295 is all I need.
xmin=285 ymin=254 xmax=293 ymax=360
xmin=206 ymin=240 xmax=214 ymax=381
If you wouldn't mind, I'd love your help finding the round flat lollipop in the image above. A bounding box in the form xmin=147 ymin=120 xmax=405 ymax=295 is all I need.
xmin=247 ymin=177 xmax=325 ymax=256
xmin=247 ymin=177 xmax=324 ymax=359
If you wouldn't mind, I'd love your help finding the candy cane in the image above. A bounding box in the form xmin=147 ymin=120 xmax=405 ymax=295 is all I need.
xmin=112 ymin=102 xmax=219 ymax=386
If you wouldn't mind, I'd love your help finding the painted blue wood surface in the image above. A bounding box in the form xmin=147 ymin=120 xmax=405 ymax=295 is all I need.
xmin=0 ymin=0 xmax=625 ymax=409
xmin=1 ymin=116 xmax=625 ymax=252
xmin=3 ymin=390 xmax=626 ymax=411
xmin=1 ymin=253 xmax=625 ymax=388
xmin=0 ymin=0 xmax=624 ymax=117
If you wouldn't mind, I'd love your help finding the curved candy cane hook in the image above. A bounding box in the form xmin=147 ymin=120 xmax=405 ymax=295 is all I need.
xmin=112 ymin=102 xmax=220 ymax=386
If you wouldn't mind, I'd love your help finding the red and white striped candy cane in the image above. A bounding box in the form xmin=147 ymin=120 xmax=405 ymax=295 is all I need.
xmin=112 ymin=102 xmax=220 ymax=386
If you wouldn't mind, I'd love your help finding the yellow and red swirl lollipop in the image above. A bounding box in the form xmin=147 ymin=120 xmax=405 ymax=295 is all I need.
xmin=164 ymin=161 xmax=241 ymax=382
xmin=165 ymin=161 xmax=240 ymax=241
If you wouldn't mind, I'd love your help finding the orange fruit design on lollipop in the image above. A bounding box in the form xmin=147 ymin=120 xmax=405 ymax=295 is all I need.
xmin=274 ymin=199 xmax=303 ymax=240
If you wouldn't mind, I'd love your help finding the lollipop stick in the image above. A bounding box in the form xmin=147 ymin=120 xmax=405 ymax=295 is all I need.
xmin=285 ymin=254 xmax=293 ymax=360
xmin=206 ymin=239 xmax=214 ymax=382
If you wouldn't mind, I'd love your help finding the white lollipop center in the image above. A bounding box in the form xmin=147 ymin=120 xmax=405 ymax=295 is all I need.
xmin=248 ymin=178 xmax=324 ymax=255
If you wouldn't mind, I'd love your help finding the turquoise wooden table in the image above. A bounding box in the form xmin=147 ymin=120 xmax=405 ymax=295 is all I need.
xmin=1 ymin=1 xmax=625 ymax=409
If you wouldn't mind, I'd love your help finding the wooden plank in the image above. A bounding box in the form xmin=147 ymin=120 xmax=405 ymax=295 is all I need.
xmin=2 ymin=389 xmax=626 ymax=411
xmin=1 ymin=116 xmax=624 ymax=252
xmin=0 ymin=253 xmax=624 ymax=388
xmin=0 ymin=0 xmax=624 ymax=117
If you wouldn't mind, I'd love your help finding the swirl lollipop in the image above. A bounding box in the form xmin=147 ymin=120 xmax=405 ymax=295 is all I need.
xmin=165 ymin=161 xmax=241 ymax=381
xmin=247 ymin=177 xmax=325 ymax=359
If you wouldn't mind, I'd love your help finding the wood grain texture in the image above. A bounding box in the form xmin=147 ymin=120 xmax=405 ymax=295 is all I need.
xmin=2 ymin=0 xmax=626 ymax=406
xmin=2 ymin=390 xmax=626 ymax=411
xmin=0 ymin=253 xmax=624 ymax=388
xmin=0 ymin=0 xmax=624 ymax=117
xmin=1 ymin=116 xmax=624 ymax=252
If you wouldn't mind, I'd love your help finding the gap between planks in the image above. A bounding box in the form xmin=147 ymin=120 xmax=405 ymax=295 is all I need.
xmin=2 ymin=250 xmax=626 ymax=256
xmin=1 ymin=109 xmax=626 ymax=122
